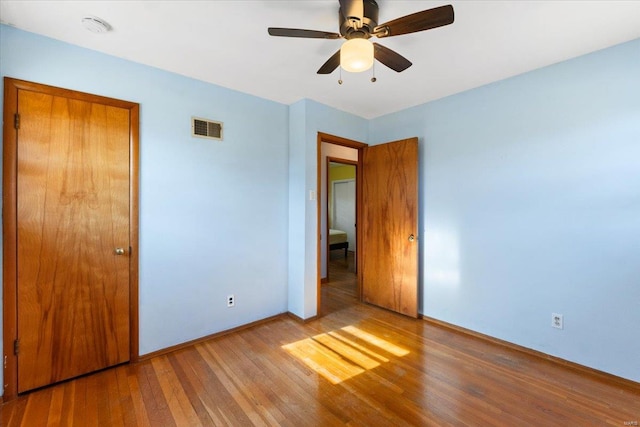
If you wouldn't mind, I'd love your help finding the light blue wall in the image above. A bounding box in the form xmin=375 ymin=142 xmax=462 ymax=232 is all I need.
xmin=369 ymin=38 xmax=640 ymax=382
xmin=0 ymin=24 xmax=290 ymax=372
xmin=287 ymin=99 xmax=368 ymax=319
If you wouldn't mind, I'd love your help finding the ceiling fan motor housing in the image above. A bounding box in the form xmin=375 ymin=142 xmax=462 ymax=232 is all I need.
xmin=339 ymin=0 xmax=379 ymax=39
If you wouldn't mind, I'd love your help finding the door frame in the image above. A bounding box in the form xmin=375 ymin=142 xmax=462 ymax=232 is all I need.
xmin=316 ymin=132 xmax=367 ymax=315
xmin=2 ymin=77 xmax=140 ymax=399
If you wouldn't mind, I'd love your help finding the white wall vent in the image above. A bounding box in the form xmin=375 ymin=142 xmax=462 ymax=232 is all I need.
xmin=192 ymin=117 xmax=223 ymax=140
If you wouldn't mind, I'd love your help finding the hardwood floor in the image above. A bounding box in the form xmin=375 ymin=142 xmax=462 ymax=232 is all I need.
xmin=321 ymin=251 xmax=358 ymax=316
xmin=2 ymin=256 xmax=639 ymax=426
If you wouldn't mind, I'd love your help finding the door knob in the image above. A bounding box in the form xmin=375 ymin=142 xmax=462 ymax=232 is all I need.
xmin=114 ymin=247 xmax=126 ymax=255
xmin=408 ymin=234 xmax=415 ymax=242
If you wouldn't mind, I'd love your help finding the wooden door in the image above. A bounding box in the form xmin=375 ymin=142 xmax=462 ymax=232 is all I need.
xmin=361 ymin=138 xmax=418 ymax=317
xmin=6 ymin=81 xmax=135 ymax=393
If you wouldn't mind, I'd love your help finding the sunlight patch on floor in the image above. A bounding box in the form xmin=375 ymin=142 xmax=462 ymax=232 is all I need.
xmin=327 ymin=331 xmax=389 ymax=362
xmin=282 ymin=325 xmax=409 ymax=384
xmin=313 ymin=333 xmax=380 ymax=370
xmin=282 ymin=337 xmax=365 ymax=384
xmin=341 ymin=326 xmax=410 ymax=357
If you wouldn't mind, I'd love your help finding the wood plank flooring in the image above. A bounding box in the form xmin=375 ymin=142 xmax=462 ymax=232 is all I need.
xmin=2 ymin=254 xmax=639 ymax=426
xmin=321 ymin=251 xmax=358 ymax=316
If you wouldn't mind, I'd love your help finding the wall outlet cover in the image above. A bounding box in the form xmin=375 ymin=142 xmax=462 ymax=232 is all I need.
xmin=552 ymin=313 xmax=563 ymax=329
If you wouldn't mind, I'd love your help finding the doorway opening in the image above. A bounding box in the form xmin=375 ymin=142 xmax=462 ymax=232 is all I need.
xmin=316 ymin=133 xmax=366 ymax=316
xmin=324 ymin=159 xmax=357 ymax=314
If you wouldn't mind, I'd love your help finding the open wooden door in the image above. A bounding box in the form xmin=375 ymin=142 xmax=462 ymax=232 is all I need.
xmin=361 ymin=138 xmax=418 ymax=317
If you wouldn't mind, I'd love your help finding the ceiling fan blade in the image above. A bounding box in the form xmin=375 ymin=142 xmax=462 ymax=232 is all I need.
xmin=373 ymin=43 xmax=412 ymax=72
xmin=268 ymin=28 xmax=341 ymax=39
xmin=374 ymin=4 xmax=454 ymax=38
xmin=317 ymin=50 xmax=341 ymax=74
xmin=339 ymin=0 xmax=364 ymax=22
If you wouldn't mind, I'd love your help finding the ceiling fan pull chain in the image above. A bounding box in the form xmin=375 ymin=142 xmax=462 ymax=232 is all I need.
xmin=371 ymin=61 xmax=377 ymax=83
xmin=338 ymin=66 xmax=343 ymax=85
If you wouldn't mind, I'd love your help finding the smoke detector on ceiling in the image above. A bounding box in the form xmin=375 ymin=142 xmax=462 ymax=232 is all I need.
xmin=82 ymin=16 xmax=111 ymax=33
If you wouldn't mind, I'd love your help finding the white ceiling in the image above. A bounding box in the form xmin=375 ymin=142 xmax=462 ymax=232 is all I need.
xmin=1 ymin=1 xmax=639 ymax=119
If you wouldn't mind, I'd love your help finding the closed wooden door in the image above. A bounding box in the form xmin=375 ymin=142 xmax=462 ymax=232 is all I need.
xmin=12 ymin=84 xmax=132 ymax=392
xmin=361 ymin=138 xmax=418 ymax=317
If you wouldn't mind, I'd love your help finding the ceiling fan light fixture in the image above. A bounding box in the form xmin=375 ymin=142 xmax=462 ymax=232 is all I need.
xmin=340 ymin=38 xmax=373 ymax=73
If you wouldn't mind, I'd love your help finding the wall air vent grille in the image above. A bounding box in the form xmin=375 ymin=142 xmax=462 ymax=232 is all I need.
xmin=192 ymin=117 xmax=223 ymax=140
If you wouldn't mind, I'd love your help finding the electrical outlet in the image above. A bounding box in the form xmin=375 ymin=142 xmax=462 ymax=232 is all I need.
xmin=552 ymin=313 xmax=563 ymax=329
xmin=227 ymin=294 xmax=235 ymax=307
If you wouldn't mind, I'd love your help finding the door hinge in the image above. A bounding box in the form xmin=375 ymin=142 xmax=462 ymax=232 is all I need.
xmin=13 ymin=339 xmax=19 ymax=355
xmin=14 ymin=113 xmax=20 ymax=130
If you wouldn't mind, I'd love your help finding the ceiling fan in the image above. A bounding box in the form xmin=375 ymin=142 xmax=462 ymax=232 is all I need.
xmin=268 ymin=0 xmax=454 ymax=75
